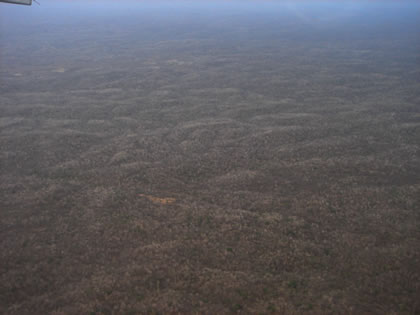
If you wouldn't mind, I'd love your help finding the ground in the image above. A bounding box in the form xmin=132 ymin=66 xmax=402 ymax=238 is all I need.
xmin=1 ymin=4 xmax=420 ymax=314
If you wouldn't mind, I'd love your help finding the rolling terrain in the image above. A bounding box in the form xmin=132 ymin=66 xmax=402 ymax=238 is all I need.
xmin=1 ymin=2 xmax=420 ymax=314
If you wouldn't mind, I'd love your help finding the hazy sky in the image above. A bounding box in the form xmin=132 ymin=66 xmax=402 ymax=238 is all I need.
xmin=2 ymin=0 xmax=419 ymax=28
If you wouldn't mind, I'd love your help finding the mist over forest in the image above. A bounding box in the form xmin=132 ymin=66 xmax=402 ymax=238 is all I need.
xmin=1 ymin=1 xmax=419 ymax=313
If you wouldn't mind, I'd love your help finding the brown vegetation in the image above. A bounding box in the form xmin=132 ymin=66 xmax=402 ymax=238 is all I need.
xmin=1 ymin=4 xmax=420 ymax=314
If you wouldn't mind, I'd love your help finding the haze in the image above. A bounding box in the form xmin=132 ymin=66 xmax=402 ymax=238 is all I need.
xmin=1 ymin=1 xmax=419 ymax=314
